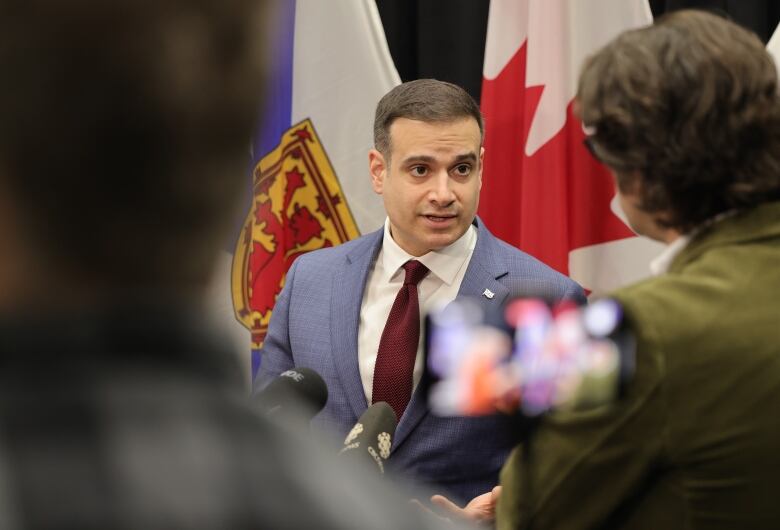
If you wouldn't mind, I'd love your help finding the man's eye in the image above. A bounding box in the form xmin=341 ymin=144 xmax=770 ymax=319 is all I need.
xmin=453 ymin=164 xmax=471 ymax=176
xmin=411 ymin=166 xmax=427 ymax=177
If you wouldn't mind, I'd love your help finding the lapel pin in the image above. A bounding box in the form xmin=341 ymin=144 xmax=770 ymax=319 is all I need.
xmin=482 ymin=288 xmax=495 ymax=299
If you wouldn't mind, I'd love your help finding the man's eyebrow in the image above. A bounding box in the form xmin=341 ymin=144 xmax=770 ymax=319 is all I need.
xmin=400 ymin=152 xmax=478 ymax=166
xmin=452 ymin=152 xmax=478 ymax=164
xmin=400 ymin=154 xmax=436 ymax=166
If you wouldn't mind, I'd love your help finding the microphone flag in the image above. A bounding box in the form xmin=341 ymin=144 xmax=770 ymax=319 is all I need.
xmin=339 ymin=402 xmax=397 ymax=475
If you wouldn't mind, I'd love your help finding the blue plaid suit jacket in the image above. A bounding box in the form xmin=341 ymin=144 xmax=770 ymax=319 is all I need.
xmin=255 ymin=217 xmax=585 ymax=503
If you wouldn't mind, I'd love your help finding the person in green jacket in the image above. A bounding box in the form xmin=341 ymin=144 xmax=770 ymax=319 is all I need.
xmin=498 ymin=9 xmax=780 ymax=529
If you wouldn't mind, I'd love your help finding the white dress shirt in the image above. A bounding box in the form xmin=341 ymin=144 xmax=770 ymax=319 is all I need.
xmin=358 ymin=219 xmax=477 ymax=404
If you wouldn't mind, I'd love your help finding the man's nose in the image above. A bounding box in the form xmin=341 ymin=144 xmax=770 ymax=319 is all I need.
xmin=428 ymin=171 xmax=456 ymax=205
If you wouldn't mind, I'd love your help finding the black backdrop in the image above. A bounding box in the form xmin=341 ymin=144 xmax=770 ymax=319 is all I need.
xmin=376 ymin=0 xmax=780 ymax=104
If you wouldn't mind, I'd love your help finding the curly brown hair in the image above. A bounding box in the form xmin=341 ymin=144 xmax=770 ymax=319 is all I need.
xmin=577 ymin=9 xmax=780 ymax=233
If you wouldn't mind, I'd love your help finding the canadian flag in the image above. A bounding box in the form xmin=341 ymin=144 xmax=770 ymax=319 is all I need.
xmin=479 ymin=0 xmax=664 ymax=295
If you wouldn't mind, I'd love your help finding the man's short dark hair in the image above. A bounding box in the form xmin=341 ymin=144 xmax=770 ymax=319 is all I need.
xmin=0 ymin=0 xmax=270 ymax=288
xmin=373 ymin=79 xmax=484 ymax=156
xmin=577 ymin=9 xmax=780 ymax=233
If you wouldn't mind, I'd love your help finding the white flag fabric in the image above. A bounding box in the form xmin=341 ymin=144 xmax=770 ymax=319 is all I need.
xmin=768 ymin=21 xmax=780 ymax=67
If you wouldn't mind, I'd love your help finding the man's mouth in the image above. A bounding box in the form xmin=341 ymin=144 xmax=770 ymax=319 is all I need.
xmin=423 ymin=214 xmax=457 ymax=223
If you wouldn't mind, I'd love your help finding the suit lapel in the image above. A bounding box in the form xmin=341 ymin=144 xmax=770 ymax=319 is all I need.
xmin=392 ymin=383 xmax=429 ymax=451
xmin=392 ymin=219 xmax=509 ymax=452
xmin=330 ymin=229 xmax=383 ymax=420
xmin=458 ymin=219 xmax=510 ymax=305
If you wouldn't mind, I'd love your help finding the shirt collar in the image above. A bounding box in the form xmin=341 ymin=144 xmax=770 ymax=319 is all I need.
xmin=649 ymin=210 xmax=738 ymax=276
xmin=649 ymin=235 xmax=690 ymax=276
xmin=380 ymin=218 xmax=477 ymax=285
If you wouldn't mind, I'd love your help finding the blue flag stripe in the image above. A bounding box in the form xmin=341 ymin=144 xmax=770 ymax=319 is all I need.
xmin=253 ymin=0 xmax=296 ymax=161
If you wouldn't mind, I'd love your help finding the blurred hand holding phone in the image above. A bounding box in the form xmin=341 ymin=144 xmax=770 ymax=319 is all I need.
xmin=426 ymin=297 xmax=635 ymax=417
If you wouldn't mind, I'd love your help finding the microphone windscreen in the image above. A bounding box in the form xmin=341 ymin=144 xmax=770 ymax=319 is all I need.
xmin=339 ymin=401 xmax=397 ymax=475
xmin=255 ymin=367 xmax=328 ymax=420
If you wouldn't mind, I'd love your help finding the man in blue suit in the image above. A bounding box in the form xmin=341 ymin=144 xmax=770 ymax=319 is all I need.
xmin=256 ymin=79 xmax=585 ymax=506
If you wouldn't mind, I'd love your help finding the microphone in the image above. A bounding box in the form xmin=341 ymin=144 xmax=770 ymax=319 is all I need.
xmin=254 ymin=367 xmax=328 ymax=421
xmin=339 ymin=401 xmax=397 ymax=475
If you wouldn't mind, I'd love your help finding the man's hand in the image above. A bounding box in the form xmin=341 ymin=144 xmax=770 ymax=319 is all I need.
xmin=429 ymin=485 xmax=502 ymax=526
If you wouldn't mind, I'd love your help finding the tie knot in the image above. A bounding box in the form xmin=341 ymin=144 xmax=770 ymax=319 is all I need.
xmin=402 ymin=260 xmax=429 ymax=286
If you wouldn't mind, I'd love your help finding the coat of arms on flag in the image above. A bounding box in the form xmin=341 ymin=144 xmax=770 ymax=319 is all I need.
xmin=232 ymin=119 xmax=359 ymax=348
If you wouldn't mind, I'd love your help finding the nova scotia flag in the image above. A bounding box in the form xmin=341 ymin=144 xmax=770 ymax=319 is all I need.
xmin=207 ymin=0 xmax=400 ymax=382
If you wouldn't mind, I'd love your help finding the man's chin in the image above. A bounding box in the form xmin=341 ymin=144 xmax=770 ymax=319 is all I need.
xmin=421 ymin=232 xmax=460 ymax=252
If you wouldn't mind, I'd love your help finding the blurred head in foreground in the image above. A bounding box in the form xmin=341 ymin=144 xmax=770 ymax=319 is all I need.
xmin=577 ymin=9 xmax=780 ymax=241
xmin=0 ymin=0 xmax=270 ymax=309
xmin=497 ymin=11 xmax=780 ymax=530
xmin=0 ymin=4 xmax=467 ymax=529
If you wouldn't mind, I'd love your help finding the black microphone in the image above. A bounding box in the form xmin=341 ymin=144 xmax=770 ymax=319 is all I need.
xmin=338 ymin=401 xmax=397 ymax=475
xmin=254 ymin=367 xmax=328 ymax=420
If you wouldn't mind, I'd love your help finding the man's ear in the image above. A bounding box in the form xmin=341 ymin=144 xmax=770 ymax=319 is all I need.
xmin=368 ymin=148 xmax=386 ymax=194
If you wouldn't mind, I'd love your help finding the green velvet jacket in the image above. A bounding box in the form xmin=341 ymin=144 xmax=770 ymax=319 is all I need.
xmin=498 ymin=201 xmax=780 ymax=529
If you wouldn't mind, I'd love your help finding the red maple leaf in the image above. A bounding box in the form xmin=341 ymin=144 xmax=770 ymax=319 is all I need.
xmin=480 ymin=43 xmax=633 ymax=275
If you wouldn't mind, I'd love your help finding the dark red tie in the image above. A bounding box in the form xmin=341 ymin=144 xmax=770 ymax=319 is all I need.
xmin=372 ymin=260 xmax=430 ymax=420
